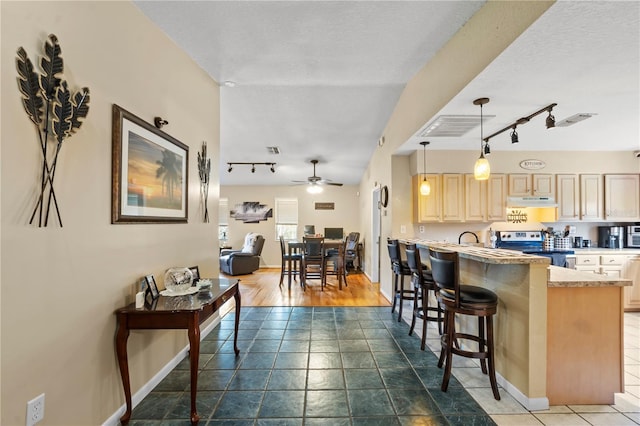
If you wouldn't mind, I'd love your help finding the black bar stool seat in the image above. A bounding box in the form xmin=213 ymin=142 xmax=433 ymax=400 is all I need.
xmin=387 ymin=239 xmax=414 ymax=322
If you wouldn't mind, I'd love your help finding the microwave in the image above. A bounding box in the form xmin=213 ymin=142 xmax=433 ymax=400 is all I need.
xmin=627 ymin=225 xmax=640 ymax=247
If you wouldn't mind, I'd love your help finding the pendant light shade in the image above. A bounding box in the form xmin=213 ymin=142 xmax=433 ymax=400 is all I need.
xmin=473 ymin=98 xmax=490 ymax=180
xmin=419 ymin=141 xmax=431 ymax=195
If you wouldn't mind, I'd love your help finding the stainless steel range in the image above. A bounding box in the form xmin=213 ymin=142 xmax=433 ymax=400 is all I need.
xmin=496 ymin=230 xmax=575 ymax=267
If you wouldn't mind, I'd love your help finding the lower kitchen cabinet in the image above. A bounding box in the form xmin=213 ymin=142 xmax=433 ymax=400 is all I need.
xmin=624 ymin=256 xmax=640 ymax=311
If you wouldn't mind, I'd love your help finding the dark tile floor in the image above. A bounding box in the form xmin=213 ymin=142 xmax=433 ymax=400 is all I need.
xmin=129 ymin=306 xmax=496 ymax=425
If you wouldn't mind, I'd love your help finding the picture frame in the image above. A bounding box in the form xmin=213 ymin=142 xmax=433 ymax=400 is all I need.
xmin=112 ymin=104 xmax=189 ymax=224
xmin=144 ymin=274 xmax=160 ymax=305
xmin=188 ymin=265 xmax=200 ymax=284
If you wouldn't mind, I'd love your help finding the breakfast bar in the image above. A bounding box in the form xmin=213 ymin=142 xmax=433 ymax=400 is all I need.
xmin=402 ymin=239 xmax=631 ymax=409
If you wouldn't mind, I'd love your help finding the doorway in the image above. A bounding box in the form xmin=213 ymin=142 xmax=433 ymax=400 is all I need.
xmin=370 ymin=187 xmax=381 ymax=282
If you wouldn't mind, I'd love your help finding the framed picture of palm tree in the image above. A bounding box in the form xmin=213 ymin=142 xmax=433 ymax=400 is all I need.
xmin=111 ymin=104 xmax=188 ymax=223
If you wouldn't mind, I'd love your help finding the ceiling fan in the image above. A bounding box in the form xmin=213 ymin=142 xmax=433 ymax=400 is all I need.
xmin=292 ymin=160 xmax=343 ymax=193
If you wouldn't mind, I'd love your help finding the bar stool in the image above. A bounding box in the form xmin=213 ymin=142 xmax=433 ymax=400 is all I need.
xmin=428 ymin=247 xmax=500 ymax=400
xmin=386 ymin=239 xmax=414 ymax=322
xmin=404 ymin=244 xmax=443 ymax=350
xmin=279 ymin=236 xmax=301 ymax=289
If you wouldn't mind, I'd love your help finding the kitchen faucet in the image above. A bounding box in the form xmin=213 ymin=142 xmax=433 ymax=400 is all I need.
xmin=458 ymin=231 xmax=479 ymax=244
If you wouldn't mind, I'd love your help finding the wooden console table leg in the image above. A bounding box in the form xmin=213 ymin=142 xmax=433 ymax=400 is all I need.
xmin=115 ymin=314 xmax=132 ymax=425
xmin=187 ymin=313 xmax=201 ymax=425
xmin=234 ymin=290 xmax=241 ymax=355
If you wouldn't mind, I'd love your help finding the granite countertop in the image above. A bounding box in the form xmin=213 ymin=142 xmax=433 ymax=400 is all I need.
xmin=400 ymin=238 xmax=550 ymax=265
xmin=548 ymin=265 xmax=632 ymax=287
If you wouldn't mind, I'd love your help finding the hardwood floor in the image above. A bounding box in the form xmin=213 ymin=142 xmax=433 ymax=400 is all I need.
xmin=220 ymin=267 xmax=391 ymax=308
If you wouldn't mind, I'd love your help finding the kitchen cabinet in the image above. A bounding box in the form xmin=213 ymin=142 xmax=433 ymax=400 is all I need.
xmin=580 ymin=174 xmax=603 ymax=220
xmin=604 ymin=174 xmax=640 ymax=220
xmin=464 ymin=174 xmax=486 ymax=222
xmin=624 ymin=256 xmax=640 ymax=311
xmin=556 ymin=174 xmax=579 ymax=221
xmin=508 ymin=173 xmax=554 ymax=197
xmin=600 ymin=255 xmax=624 ymax=277
xmin=487 ymin=174 xmax=507 ymax=221
xmin=413 ymin=174 xmax=441 ymax=223
xmin=575 ymin=254 xmax=600 ymax=273
xmin=442 ymin=174 xmax=464 ymax=221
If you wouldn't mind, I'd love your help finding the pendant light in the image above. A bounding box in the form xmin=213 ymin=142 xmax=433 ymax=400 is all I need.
xmin=419 ymin=141 xmax=431 ymax=195
xmin=473 ymin=97 xmax=490 ymax=180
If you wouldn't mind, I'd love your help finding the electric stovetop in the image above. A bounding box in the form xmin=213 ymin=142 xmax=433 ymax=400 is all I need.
xmin=496 ymin=231 xmax=575 ymax=255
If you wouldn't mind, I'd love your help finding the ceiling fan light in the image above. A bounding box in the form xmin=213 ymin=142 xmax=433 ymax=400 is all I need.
xmin=420 ymin=177 xmax=431 ymax=196
xmin=307 ymin=184 xmax=323 ymax=194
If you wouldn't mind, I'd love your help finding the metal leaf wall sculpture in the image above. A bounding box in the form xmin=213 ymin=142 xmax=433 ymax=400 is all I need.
xmin=197 ymin=142 xmax=211 ymax=223
xmin=16 ymin=34 xmax=90 ymax=227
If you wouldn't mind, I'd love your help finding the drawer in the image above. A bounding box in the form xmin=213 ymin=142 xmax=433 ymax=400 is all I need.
xmin=601 ymin=255 xmax=624 ymax=266
xmin=576 ymin=255 xmax=599 ymax=266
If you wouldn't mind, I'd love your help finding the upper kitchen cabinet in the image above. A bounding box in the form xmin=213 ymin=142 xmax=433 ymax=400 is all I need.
xmin=508 ymin=173 xmax=555 ymax=198
xmin=557 ymin=174 xmax=579 ymax=221
xmin=413 ymin=174 xmax=441 ymax=223
xmin=465 ymin=174 xmax=486 ymax=222
xmin=604 ymin=174 xmax=640 ymax=220
xmin=487 ymin=174 xmax=508 ymax=221
xmin=580 ymin=174 xmax=604 ymax=220
xmin=442 ymin=174 xmax=464 ymax=222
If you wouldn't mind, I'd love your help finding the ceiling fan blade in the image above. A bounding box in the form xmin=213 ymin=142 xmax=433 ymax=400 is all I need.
xmin=326 ymin=182 xmax=343 ymax=186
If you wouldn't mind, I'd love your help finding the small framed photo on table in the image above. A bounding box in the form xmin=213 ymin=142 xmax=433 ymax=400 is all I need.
xmin=144 ymin=274 xmax=160 ymax=305
xmin=188 ymin=266 xmax=200 ymax=284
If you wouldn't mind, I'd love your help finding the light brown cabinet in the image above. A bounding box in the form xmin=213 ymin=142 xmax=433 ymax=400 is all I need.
xmin=624 ymin=256 xmax=640 ymax=311
xmin=556 ymin=174 xmax=579 ymax=221
xmin=413 ymin=174 xmax=441 ymax=223
xmin=580 ymin=174 xmax=603 ymax=220
xmin=508 ymin=173 xmax=555 ymax=197
xmin=442 ymin=174 xmax=464 ymax=221
xmin=464 ymin=174 xmax=486 ymax=222
xmin=604 ymin=174 xmax=640 ymax=220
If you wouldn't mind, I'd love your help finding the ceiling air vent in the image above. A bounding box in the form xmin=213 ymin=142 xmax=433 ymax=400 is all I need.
xmin=266 ymin=146 xmax=280 ymax=154
xmin=418 ymin=114 xmax=495 ymax=138
xmin=555 ymin=113 xmax=596 ymax=127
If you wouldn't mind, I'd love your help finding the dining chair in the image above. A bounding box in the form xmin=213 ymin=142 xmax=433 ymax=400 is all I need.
xmin=279 ymin=236 xmax=302 ymax=289
xmin=344 ymin=232 xmax=360 ymax=272
xmin=323 ymin=238 xmax=348 ymax=289
xmin=301 ymin=236 xmax=325 ymax=290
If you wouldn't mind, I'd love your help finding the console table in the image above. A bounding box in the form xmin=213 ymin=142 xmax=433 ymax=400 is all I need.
xmin=115 ymin=278 xmax=240 ymax=425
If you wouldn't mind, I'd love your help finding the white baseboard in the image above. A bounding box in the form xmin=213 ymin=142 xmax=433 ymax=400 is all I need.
xmin=497 ymin=372 xmax=549 ymax=411
xmin=102 ymin=315 xmax=222 ymax=426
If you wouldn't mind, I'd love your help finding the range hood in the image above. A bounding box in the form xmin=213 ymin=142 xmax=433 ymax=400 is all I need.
xmin=507 ymin=196 xmax=558 ymax=208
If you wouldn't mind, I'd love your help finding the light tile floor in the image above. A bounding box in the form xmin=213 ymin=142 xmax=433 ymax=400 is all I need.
xmin=410 ymin=310 xmax=640 ymax=426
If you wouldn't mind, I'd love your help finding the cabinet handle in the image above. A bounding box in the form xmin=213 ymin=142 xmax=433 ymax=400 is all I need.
xmin=584 ymin=259 xmax=591 ymax=263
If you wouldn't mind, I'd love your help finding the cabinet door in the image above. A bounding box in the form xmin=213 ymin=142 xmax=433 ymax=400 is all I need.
xmin=413 ymin=174 xmax=441 ymax=223
xmin=508 ymin=174 xmax=531 ymax=196
xmin=604 ymin=174 xmax=640 ymax=220
xmin=442 ymin=174 xmax=464 ymax=222
xmin=624 ymin=256 xmax=640 ymax=311
xmin=580 ymin=174 xmax=603 ymax=220
xmin=487 ymin=174 xmax=507 ymax=222
xmin=557 ymin=174 xmax=579 ymax=221
xmin=464 ymin=174 xmax=486 ymax=222
xmin=533 ymin=174 xmax=555 ymax=198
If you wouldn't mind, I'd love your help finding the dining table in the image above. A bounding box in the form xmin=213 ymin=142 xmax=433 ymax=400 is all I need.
xmin=286 ymin=240 xmax=344 ymax=289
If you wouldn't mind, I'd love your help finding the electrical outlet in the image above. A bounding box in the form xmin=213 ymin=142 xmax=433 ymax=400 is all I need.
xmin=419 ymin=225 xmax=425 ymax=233
xmin=400 ymin=225 xmax=406 ymax=234
xmin=26 ymin=393 xmax=45 ymax=426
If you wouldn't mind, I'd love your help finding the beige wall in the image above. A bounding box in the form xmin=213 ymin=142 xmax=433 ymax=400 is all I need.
xmin=358 ymin=1 xmax=554 ymax=299
xmin=1 ymin=2 xmax=220 ymax=424
xmin=220 ymin=185 xmax=361 ymax=267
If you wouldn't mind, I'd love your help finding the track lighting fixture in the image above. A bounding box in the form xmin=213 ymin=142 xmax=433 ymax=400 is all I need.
xmin=473 ymin=98 xmax=491 ymax=181
xmin=483 ymin=103 xmax=557 ymax=144
xmin=419 ymin=141 xmax=431 ymax=196
xmin=226 ymin=162 xmax=276 ymax=174
xmin=546 ymin=108 xmax=556 ymax=129
xmin=484 ymin=142 xmax=491 ymax=155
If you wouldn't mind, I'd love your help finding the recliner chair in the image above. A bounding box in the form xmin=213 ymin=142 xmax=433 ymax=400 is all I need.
xmin=219 ymin=233 xmax=265 ymax=275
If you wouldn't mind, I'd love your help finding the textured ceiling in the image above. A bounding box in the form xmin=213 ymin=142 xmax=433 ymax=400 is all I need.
xmin=135 ymin=1 xmax=639 ymax=186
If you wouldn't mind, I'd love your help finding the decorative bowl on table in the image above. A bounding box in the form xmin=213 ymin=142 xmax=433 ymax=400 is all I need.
xmin=164 ymin=267 xmax=194 ymax=293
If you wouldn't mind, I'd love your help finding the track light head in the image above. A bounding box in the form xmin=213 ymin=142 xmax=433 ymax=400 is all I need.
xmin=227 ymin=165 xmax=233 ymax=173
xmin=270 ymin=165 xmax=275 ymax=173
xmin=546 ymin=108 xmax=556 ymax=129
xmin=511 ymin=127 xmax=519 ymax=144
xmin=484 ymin=142 xmax=491 ymax=155
xmin=251 ymin=164 xmax=256 ymax=173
